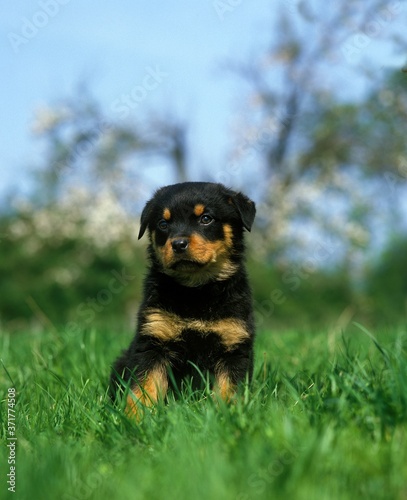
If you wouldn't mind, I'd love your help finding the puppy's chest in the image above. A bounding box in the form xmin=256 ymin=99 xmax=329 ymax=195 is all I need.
xmin=139 ymin=306 xmax=249 ymax=350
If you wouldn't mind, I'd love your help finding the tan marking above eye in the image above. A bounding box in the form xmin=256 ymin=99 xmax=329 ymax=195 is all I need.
xmin=163 ymin=208 xmax=171 ymax=221
xmin=194 ymin=204 xmax=205 ymax=217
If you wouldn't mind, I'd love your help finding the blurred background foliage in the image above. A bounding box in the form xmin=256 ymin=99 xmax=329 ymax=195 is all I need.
xmin=2 ymin=1 xmax=407 ymax=333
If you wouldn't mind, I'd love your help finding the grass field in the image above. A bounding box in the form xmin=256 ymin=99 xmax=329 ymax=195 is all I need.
xmin=1 ymin=323 xmax=407 ymax=500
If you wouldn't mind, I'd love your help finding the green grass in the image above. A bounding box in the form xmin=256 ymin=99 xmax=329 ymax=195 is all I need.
xmin=1 ymin=323 xmax=407 ymax=500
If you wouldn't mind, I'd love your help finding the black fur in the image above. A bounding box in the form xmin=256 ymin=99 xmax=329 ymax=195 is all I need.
xmin=110 ymin=182 xmax=256 ymax=409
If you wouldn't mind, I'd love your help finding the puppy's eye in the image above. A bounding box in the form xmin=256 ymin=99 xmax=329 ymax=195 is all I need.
xmin=200 ymin=214 xmax=213 ymax=225
xmin=157 ymin=219 xmax=169 ymax=231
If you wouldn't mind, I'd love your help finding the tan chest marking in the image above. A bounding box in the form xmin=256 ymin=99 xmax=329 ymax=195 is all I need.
xmin=140 ymin=308 xmax=249 ymax=348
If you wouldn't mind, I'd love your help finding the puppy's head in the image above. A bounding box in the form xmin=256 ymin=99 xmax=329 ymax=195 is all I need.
xmin=138 ymin=182 xmax=256 ymax=287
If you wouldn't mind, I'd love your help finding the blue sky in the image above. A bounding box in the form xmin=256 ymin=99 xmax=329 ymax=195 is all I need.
xmin=1 ymin=0 xmax=277 ymax=199
xmin=1 ymin=1 xmax=406 ymax=201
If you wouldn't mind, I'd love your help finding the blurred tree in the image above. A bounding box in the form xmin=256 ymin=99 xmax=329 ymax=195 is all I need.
xmin=3 ymin=2 xmax=407 ymax=330
xmin=1 ymin=95 xmax=191 ymax=329
xmin=227 ymin=1 xmax=407 ymax=263
xmin=0 ymin=189 xmax=145 ymax=331
xmin=31 ymin=87 xmax=189 ymax=208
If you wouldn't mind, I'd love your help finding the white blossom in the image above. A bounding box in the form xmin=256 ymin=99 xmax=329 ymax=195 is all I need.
xmin=10 ymin=186 xmax=140 ymax=252
xmin=31 ymin=105 xmax=72 ymax=135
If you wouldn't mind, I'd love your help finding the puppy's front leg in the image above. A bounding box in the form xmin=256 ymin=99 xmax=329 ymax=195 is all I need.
xmin=214 ymin=352 xmax=252 ymax=402
xmin=214 ymin=369 xmax=236 ymax=402
xmin=126 ymin=363 xmax=168 ymax=419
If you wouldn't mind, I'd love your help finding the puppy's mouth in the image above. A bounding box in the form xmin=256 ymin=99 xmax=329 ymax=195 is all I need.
xmin=170 ymin=259 xmax=207 ymax=272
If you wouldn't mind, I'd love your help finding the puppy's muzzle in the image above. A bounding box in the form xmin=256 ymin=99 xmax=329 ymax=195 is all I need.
xmin=171 ymin=238 xmax=189 ymax=254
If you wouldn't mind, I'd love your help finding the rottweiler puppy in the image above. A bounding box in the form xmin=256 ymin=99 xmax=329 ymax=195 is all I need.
xmin=110 ymin=181 xmax=256 ymax=418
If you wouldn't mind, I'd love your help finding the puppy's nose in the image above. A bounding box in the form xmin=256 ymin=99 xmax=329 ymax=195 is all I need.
xmin=172 ymin=238 xmax=189 ymax=253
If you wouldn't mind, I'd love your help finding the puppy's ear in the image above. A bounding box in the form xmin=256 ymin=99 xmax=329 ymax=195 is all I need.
xmin=229 ymin=192 xmax=256 ymax=232
xmin=138 ymin=199 xmax=154 ymax=239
